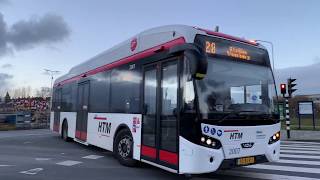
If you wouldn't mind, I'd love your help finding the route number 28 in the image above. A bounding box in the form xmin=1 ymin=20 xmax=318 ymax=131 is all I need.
xmin=205 ymin=41 xmax=216 ymax=54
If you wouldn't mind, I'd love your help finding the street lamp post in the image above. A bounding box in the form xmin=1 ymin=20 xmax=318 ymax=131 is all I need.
xmin=255 ymin=40 xmax=275 ymax=71
xmin=43 ymin=69 xmax=60 ymax=124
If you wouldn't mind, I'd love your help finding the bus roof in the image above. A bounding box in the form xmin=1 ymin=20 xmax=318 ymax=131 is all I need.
xmin=54 ymin=25 xmax=261 ymax=86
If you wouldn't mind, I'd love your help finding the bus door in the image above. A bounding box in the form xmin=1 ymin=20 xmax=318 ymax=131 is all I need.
xmin=53 ymin=88 xmax=62 ymax=132
xmin=141 ymin=59 xmax=179 ymax=170
xmin=76 ymin=81 xmax=90 ymax=141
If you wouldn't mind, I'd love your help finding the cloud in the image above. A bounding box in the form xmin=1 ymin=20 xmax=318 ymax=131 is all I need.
xmin=0 ymin=12 xmax=70 ymax=56
xmin=0 ymin=72 xmax=12 ymax=95
xmin=1 ymin=63 xmax=12 ymax=68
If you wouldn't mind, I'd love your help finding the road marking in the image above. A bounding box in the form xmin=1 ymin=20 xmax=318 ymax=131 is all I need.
xmin=281 ymin=150 xmax=320 ymax=155
xmin=20 ymin=168 xmax=43 ymax=175
xmin=23 ymin=141 xmax=32 ymax=144
xmin=56 ymin=160 xmax=82 ymax=166
xmin=281 ymin=154 xmax=320 ymax=160
xmin=217 ymin=170 xmax=320 ymax=180
xmin=246 ymin=164 xmax=320 ymax=174
xmin=281 ymin=147 xmax=320 ymax=151
xmin=82 ymin=155 xmax=104 ymax=160
xmin=281 ymin=145 xmax=320 ymax=149
xmin=0 ymin=165 xmax=15 ymax=167
xmin=278 ymin=159 xmax=320 ymax=166
xmin=35 ymin=158 xmax=51 ymax=161
xmin=282 ymin=141 xmax=320 ymax=145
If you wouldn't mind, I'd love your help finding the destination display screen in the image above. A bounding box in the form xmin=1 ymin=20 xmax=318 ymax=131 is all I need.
xmin=195 ymin=35 xmax=269 ymax=65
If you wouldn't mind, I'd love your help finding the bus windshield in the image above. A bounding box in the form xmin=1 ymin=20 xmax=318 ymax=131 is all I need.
xmin=196 ymin=57 xmax=278 ymax=121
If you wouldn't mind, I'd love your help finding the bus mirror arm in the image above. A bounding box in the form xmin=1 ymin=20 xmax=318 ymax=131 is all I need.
xmin=169 ymin=43 xmax=208 ymax=80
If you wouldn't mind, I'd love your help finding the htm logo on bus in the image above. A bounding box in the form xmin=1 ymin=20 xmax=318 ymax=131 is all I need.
xmin=230 ymin=132 xmax=243 ymax=140
xmin=98 ymin=122 xmax=111 ymax=134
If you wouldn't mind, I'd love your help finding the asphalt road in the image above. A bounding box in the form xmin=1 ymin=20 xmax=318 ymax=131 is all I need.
xmin=0 ymin=129 xmax=319 ymax=180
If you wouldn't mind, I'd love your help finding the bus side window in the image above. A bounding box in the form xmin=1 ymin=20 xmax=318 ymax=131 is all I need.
xmin=110 ymin=66 xmax=141 ymax=113
xmin=89 ymin=71 xmax=110 ymax=113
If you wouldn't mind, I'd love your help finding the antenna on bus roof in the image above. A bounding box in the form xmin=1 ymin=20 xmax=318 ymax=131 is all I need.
xmin=214 ymin=26 xmax=219 ymax=32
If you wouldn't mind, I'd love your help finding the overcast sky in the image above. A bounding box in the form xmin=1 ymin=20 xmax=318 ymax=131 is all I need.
xmin=0 ymin=0 xmax=319 ymax=95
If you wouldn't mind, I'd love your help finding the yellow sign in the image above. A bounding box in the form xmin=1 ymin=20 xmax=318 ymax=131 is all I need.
xmin=237 ymin=156 xmax=255 ymax=166
xmin=227 ymin=47 xmax=251 ymax=60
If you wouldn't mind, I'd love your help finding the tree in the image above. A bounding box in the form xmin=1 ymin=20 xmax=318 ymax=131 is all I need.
xmin=4 ymin=91 xmax=11 ymax=104
xmin=12 ymin=86 xmax=32 ymax=98
xmin=35 ymin=87 xmax=51 ymax=98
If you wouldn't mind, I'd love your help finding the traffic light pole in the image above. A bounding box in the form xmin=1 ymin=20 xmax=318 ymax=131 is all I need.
xmin=285 ymin=97 xmax=290 ymax=139
xmin=281 ymin=78 xmax=297 ymax=139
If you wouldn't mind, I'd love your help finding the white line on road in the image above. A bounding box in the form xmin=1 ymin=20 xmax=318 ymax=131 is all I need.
xmin=281 ymin=147 xmax=320 ymax=151
xmin=20 ymin=168 xmax=43 ymax=175
xmin=281 ymin=154 xmax=320 ymax=160
xmin=0 ymin=133 xmax=53 ymax=139
xmin=246 ymin=164 xmax=320 ymax=174
xmin=82 ymin=155 xmax=104 ymax=160
xmin=0 ymin=165 xmax=15 ymax=167
xmin=35 ymin=158 xmax=51 ymax=161
xmin=281 ymin=150 xmax=320 ymax=155
xmin=217 ymin=170 xmax=320 ymax=180
xmin=56 ymin=160 xmax=82 ymax=166
xmin=282 ymin=141 xmax=320 ymax=145
xmin=277 ymin=159 xmax=320 ymax=166
xmin=281 ymin=145 xmax=320 ymax=149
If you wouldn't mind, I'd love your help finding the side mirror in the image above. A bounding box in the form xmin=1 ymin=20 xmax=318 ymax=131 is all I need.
xmin=169 ymin=43 xmax=207 ymax=80
xmin=185 ymin=49 xmax=207 ymax=80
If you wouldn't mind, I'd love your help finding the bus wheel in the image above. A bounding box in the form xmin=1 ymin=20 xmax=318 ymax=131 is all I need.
xmin=62 ymin=121 xmax=71 ymax=142
xmin=114 ymin=129 xmax=137 ymax=167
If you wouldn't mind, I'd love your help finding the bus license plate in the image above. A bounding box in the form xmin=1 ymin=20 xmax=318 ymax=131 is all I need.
xmin=237 ymin=156 xmax=255 ymax=166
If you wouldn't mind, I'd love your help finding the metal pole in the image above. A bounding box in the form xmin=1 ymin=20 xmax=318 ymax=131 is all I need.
xmin=285 ymin=97 xmax=291 ymax=138
xmin=43 ymin=69 xmax=60 ymax=127
xmin=255 ymin=40 xmax=275 ymax=71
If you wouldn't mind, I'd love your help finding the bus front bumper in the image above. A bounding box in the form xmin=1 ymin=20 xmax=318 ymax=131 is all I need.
xmin=179 ymin=137 xmax=280 ymax=174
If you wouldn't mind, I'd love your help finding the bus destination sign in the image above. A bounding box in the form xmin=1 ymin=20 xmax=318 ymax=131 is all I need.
xmin=206 ymin=41 xmax=251 ymax=61
xmin=196 ymin=35 xmax=268 ymax=65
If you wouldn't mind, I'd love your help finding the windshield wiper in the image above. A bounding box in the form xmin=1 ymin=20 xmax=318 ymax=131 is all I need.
xmin=217 ymin=111 xmax=243 ymax=124
xmin=217 ymin=111 xmax=275 ymax=124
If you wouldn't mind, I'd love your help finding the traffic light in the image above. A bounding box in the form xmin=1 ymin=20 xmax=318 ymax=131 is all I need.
xmin=280 ymin=83 xmax=286 ymax=97
xmin=287 ymin=78 xmax=297 ymax=97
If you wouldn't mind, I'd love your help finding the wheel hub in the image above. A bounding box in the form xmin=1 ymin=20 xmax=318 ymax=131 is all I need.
xmin=118 ymin=136 xmax=132 ymax=158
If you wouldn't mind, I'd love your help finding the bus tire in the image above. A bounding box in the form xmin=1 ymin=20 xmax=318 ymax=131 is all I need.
xmin=61 ymin=121 xmax=71 ymax=142
xmin=113 ymin=128 xmax=137 ymax=167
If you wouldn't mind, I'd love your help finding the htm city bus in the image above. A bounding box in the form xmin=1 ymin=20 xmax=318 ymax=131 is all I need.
xmin=50 ymin=25 xmax=280 ymax=174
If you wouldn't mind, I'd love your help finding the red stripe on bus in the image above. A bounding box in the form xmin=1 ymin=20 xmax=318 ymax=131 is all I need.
xmin=76 ymin=130 xmax=81 ymax=138
xmin=82 ymin=132 xmax=87 ymax=140
xmin=54 ymin=37 xmax=186 ymax=87
xmin=94 ymin=117 xmax=107 ymax=120
xmin=75 ymin=130 xmax=87 ymax=140
xmin=159 ymin=150 xmax=178 ymax=165
xmin=195 ymin=27 xmax=258 ymax=46
xmin=224 ymin=129 xmax=239 ymax=132
xmin=141 ymin=145 xmax=156 ymax=159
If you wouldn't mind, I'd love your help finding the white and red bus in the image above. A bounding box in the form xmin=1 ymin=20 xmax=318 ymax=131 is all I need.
xmin=50 ymin=25 xmax=280 ymax=174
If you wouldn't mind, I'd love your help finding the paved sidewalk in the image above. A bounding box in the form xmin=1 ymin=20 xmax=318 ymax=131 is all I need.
xmin=281 ymin=130 xmax=320 ymax=141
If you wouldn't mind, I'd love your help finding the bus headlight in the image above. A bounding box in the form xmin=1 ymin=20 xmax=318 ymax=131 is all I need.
xmin=200 ymin=136 xmax=221 ymax=149
xmin=206 ymin=138 xmax=212 ymax=145
xmin=201 ymin=137 xmax=206 ymax=142
xmin=269 ymin=131 xmax=280 ymax=144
